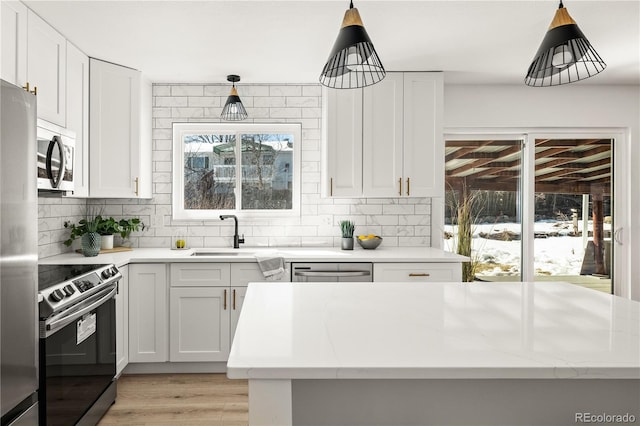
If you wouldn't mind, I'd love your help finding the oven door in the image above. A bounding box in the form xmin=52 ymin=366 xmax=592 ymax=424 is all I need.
xmin=39 ymin=285 xmax=116 ymax=426
xmin=37 ymin=124 xmax=74 ymax=192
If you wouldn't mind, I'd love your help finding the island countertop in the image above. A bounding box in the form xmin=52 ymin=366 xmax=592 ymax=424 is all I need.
xmin=227 ymin=281 xmax=640 ymax=380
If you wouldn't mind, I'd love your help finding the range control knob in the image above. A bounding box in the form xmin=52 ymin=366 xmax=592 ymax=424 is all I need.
xmin=49 ymin=289 xmax=65 ymax=302
xmin=111 ymin=266 xmax=118 ymax=275
xmin=102 ymin=269 xmax=112 ymax=279
xmin=63 ymin=284 xmax=75 ymax=297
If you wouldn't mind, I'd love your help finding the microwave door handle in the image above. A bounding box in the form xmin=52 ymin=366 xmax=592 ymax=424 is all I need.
xmin=45 ymin=136 xmax=64 ymax=189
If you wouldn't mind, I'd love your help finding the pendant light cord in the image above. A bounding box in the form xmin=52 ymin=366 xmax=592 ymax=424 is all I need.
xmin=349 ymin=0 xmax=354 ymax=9
xmin=558 ymin=0 xmax=564 ymax=8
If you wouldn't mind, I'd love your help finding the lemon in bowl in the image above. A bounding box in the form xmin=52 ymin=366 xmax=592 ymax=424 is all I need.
xmin=356 ymin=235 xmax=383 ymax=249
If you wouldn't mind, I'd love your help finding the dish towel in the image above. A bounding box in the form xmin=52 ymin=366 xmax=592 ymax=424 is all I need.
xmin=255 ymin=252 xmax=287 ymax=281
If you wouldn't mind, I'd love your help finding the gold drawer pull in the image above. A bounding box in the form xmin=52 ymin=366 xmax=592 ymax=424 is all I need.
xmin=406 ymin=177 xmax=410 ymax=196
xmin=135 ymin=177 xmax=139 ymax=196
xmin=224 ymin=289 xmax=227 ymax=310
xmin=399 ymin=177 xmax=402 ymax=196
xmin=409 ymin=273 xmax=430 ymax=277
xmin=330 ymin=177 xmax=333 ymax=196
xmin=233 ymin=289 xmax=236 ymax=310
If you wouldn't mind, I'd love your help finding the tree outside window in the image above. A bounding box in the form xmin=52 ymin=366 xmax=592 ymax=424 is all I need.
xmin=173 ymin=123 xmax=300 ymax=219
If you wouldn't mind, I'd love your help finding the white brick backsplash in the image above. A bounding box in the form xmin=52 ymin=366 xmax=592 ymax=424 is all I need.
xmin=270 ymin=107 xmax=301 ymax=118
xmin=188 ymin=96 xmax=220 ymax=107
xmin=156 ymin=96 xmax=188 ymax=107
xmin=172 ymin=85 xmax=204 ymax=96
xmin=38 ymin=82 xmax=432 ymax=258
xmin=270 ymin=85 xmax=302 ymax=96
xmin=254 ymin=97 xmax=285 ymax=108
xmin=383 ymin=204 xmax=415 ymax=215
xmin=302 ymin=86 xmax=322 ymax=97
xmin=153 ymin=85 xmax=171 ymax=96
xmin=172 ymin=107 xmax=204 ymax=118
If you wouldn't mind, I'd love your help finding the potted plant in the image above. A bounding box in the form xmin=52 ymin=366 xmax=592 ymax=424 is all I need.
xmin=117 ymin=218 xmax=145 ymax=246
xmin=96 ymin=216 xmax=122 ymax=250
xmin=339 ymin=220 xmax=355 ymax=250
xmin=64 ymin=215 xmax=102 ymax=257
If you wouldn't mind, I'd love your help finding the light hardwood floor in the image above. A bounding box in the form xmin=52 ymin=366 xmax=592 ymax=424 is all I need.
xmin=98 ymin=374 xmax=248 ymax=426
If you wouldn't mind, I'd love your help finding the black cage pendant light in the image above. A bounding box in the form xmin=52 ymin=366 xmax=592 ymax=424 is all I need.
xmin=319 ymin=0 xmax=385 ymax=89
xmin=525 ymin=1 xmax=606 ymax=87
xmin=221 ymin=75 xmax=248 ymax=121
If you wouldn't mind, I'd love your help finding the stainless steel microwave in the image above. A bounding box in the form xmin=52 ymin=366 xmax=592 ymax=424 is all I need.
xmin=37 ymin=119 xmax=75 ymax=192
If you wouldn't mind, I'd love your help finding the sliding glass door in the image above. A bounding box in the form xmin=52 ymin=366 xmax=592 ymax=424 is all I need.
xmin=444 ymin=132 xmax=621 ymax=295
xmin=532 ymin=136 xmax=613 ymax=294
xmin=444 ymin=135 xmax=524 ymax=282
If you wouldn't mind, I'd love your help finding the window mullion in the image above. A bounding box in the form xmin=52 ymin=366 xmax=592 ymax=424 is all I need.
xmin=235 ymin=131 xmax=242 ymax=211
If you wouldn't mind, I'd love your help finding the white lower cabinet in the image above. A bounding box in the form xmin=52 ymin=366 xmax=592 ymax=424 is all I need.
xmin=169 ymin=287 xmax=230 ymax=362
xmin=374 ymin=263 xmax=461 ymax=282
xmin=128 ymin=264 xmax=168 ymax=363
xmin=115 ymin=265 xmax=129 ymax=375
xmin=230 ymin=286 xmax=247 ymax=343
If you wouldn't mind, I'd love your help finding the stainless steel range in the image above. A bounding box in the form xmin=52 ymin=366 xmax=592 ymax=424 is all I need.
xmin=38 ymin=263 xmax=121 ymax=426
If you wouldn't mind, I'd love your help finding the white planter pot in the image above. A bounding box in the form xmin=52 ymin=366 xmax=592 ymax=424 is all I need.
xmin=100 ymin=234 xmax=114 ymax=250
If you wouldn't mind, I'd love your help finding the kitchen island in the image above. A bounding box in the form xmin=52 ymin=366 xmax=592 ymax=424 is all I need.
xmin=227 ymin=281 xmax=640 ymax=426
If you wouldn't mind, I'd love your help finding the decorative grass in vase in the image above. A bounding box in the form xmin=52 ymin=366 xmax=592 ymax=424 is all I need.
xmin=339 ymin=220 xmax=355 ymax=250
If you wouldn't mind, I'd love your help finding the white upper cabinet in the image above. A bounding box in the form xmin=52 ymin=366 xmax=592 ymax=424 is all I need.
xmin=325 ymin=72 xmax=444 ymax=198
xmin=89 ymin=58 xmax=152 ymax=198
xmin=402 ymin=73 xmax=444 ymax=198
xmin=324 ymin=87 xmax=363 ymax=197
xmin=27 ymin=9 xmax=66 ymax=127
xmin=362 ymin=73 xmax=404 ymax=197
xmin=1 ymin=1 xmax=27 ymax=87
xmin=65 ymin=42 xmax=89 ymax=197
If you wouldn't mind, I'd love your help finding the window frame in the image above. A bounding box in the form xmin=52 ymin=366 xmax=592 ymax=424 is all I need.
xmin=172 ymin=122 xmax=301 ymax=220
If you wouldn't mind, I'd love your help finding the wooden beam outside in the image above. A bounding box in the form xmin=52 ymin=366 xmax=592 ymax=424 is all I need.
xmin=535 ymin=138 xmax=610 ymax=147
xmin=445 ymin=140 xmax=520 ymax=148
xmin=447 ymin=146 xmax=521 ymax=176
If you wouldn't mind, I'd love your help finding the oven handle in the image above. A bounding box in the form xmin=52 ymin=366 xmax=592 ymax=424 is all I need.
xmin=294 ymin=270 xmax=371 ymax=277
xmin=42 ymin=284 xmax=117 ymax=338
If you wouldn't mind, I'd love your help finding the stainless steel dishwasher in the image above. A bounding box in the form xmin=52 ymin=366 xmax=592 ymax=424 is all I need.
xmin=291 ymin=263 xmax=373 ymax=282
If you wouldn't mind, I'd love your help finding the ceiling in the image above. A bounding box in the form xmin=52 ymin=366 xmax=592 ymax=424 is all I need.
xmin=25 ymin=1 xmax=640 ymax=85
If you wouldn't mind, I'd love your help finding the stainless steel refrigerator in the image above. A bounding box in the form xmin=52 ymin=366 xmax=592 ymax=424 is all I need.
xmin=0 ymin=80 xmax=39 ymax=425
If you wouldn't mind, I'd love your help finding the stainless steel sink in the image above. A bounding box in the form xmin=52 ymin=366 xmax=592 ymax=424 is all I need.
xmin=191 ymin=252 xmax=240 ymax=256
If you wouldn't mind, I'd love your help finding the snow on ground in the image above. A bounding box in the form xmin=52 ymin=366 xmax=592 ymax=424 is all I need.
xmin=443 ymin=220 xmax=611 ymax=276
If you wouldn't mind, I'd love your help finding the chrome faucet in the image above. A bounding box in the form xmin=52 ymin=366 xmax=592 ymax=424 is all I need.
xmin=220 ymin=215 xmax=245 ymax=248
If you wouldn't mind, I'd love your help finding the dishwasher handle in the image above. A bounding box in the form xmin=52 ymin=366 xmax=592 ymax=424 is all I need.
xmin=294 ymin=270 xmax=371 ymax=278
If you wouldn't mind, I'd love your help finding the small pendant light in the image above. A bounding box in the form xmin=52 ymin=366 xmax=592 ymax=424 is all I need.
xmin=221 ymin=75 xmax=248 ymax=121
xmin=319 ymin=0 xmax=385 ymax=89
xmin=525 ymin=1 xmax=606 ymax=87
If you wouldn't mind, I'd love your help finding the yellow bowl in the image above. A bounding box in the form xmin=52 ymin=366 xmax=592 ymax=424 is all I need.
xmin=356 ymin=236 xmax=383 ymax=249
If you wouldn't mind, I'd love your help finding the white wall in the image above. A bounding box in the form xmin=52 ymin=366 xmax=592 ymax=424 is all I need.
xmin=444 ymin=84 xmax=640 ymax=301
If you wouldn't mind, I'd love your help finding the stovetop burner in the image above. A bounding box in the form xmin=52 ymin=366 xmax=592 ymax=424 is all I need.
xmin=38 ymin=264 xmax=107 ymax=291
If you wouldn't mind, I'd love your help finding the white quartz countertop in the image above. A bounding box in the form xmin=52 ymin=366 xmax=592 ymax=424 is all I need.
xmin=227 ymin=281 xmax=640 ymax=380
xmin=38 ymin=246 xmax=468 ymax=267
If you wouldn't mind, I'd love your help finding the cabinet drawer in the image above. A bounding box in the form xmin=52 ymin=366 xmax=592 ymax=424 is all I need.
xmin=374 ymin=263 xmax=460 ymax=282
xmin=170 ymin=263 xmax=230 ymax=287
xmin=231 ymin=263 xmax=264 ymax=286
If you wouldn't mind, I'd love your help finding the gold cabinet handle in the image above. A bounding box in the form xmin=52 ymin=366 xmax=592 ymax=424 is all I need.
xmin=23 ymin=82 xmax=37 ymax=95
xmin=330 ymin=177 xmax=333 ymax=196
xmin=224 ymin=289 xmax=227 ymax=310
xmin=399 ymin=177 xmax=402 ymax=196
xmin=409 ymin=273 xmax=430 ymax=277
xmin=135 ymin=177 xmax=139 ymax=196
xmin=232 ymin=289 xmax=236 ymax=310
xmin=407 ymin=177 xmax=410 ymax=196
